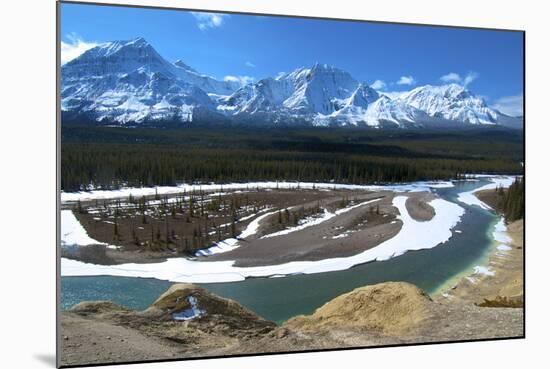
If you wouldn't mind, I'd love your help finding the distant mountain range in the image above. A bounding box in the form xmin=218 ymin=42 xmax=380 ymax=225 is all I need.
xmin=61 ymin=37 xmax=523 ymax=129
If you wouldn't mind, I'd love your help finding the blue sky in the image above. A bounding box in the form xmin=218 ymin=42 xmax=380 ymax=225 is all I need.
xmin=60 ymin=2 xmax=524 ymax=116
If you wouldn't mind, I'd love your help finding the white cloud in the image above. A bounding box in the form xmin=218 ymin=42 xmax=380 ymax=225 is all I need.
xmin=60 ymin=34 xmax=98 ymax=65
xmin=191 ymin=12 xmax=228 ymax=30
xmin=224 ymin=75 xmax=255 ymax=87
xmin=245 ymin=61 xmax=256 ymax=68
xmin=370 ymin=79 xmax=386 ymax=90
xmin=491 ymin=94 xmax=524 ymax=117
xmin=440 ymin=71 xmax=479 ymax=87
xmin=440 ymin=72 xmax=462 ymax=83
xmin=396 ymin=75 xmax=416 ymax=86
xmin=463 ymin=71 xmax=479 ymax=87
xmin=275 ymin=71 xmax=287 ymax=79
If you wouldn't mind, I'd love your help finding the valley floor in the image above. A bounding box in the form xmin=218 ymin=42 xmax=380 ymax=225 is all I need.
xmin=59 ymin=178 xmax=524 ymax=367
xmin=61 ymin=182 xmax=462 ymax=283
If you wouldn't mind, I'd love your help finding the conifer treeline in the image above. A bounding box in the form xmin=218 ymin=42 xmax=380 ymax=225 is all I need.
xmin=61 ymin=126 xmax=523 ymax=191
xmin=498 ymin=177 xmax=525 ymax=221
xmin=61 ymin=144 xmax=520 ymax=191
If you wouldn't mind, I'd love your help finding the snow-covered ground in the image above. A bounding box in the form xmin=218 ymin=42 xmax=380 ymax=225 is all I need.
xmin=61 ymin=180 xmax=454 ymax=203
xmin=457 ymin=176 xmax=516 ymax=210
xmin=61 ymin=195 xmax=464 ymax=283
xmin=261 ymin=208 xmax=334 ymax=239
xmin=493 ymin=218 xmax=513 ymax=245
xmin=195 ymin=208 xmax=276 ymax=256
xmin=493 ymin=218 xmax=515 ymax=255
xmin=455 ymin=175 xmax=519 ymax=281
xmin=239 ymin=208 xmax=276 ymax=238
xmin=473 ymin=265 xmax=495 ymax=277
xmin=261 ymin=198 xmax=381 ymax=239
xmin=193 ymin=238 xmax=240 ymax=257
xmin=471 ymin=217 xmax=514 ymax=279
xmin=61 ymin=210 xmax=106 ymax=247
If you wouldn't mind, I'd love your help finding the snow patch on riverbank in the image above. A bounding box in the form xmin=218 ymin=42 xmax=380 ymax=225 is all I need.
xmin=473 ymin=266 xmax=496 ymax=277
xmin=239 ymin=209 xmax=277 ymax=238
xmin=467 ymin=217 xmax=513 ymax=281
xmin=497 ymin=245 xmax=512 ymax=251
xmin=195 ymin=208 xmax=276 ymax=256
xmin=493 ymin=218 xmax=513 ymax=244
xmin=61 ymin=195 xmax=464 ymax=283
xmin=262 ymin=208 xmax=334 ymax=239
xmin=194 ymin=238 xmax=240 ymax=257
xmin=262 ymin=198 xmax=381 ymax=239
xmin=493 ymin=218 xmax=514 ymax=256
xmin=61 ymin=210 xmax=107 ymax=247
xmin=457 ymin=176 xmax=516 ymax=210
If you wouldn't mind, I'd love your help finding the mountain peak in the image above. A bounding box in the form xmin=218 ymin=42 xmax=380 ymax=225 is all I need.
xmin=72 ymin=37 xmax=158 ymax=63
xmin=439 ymin=83 xmax=472 ymax=97
xmin=129 ymin=36 xmax=147 ymax=44
xmin=173 ymin=59 xmax=198 ymax=74
xmin=115 ymin=37 xmax=154 ymax=51
xmin=310 ymin=62 xmax=348 ymax=75
xmin=347 ymin=83 xmax=379 ymax=108
xmin=311 ymin=62 xmax=332 ymax=70
xmin=399 ymin=83 xmax=497 ymax=125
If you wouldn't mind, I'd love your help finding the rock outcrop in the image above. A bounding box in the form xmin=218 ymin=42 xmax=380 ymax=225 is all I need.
xmin=145 ymin=283 xmax=276 ymax=333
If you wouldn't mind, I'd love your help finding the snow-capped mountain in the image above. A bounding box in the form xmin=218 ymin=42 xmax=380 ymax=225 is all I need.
xmin=61 ymin=37 xmax=522 ymax=129
xmin=327 ymin=94 xmax=429 ymax=127
xmin=218 ymin=64 xmax=360 ymax=118
xmin=61 ymin=37 xmax=237 ymax=124
xmin=217 ymin=64 xmax=437 ymax=127
xmin=399 ymin=84 xmax=497 ymax=125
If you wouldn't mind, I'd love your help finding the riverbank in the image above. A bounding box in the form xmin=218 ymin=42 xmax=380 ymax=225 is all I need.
xmin=437 ymin=185 xmax=524 ymax=307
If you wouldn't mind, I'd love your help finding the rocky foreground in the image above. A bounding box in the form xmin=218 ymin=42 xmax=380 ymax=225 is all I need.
xmin=60 ymin=281 xmax=523 ymax=366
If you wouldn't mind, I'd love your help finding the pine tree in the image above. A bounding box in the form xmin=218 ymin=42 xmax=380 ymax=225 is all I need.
xmin=77 ymin=199 xmax=86 ymax=214
xmin=189 ymin=196 xmax=194 ymax=217
xmin=113 ymin=213 xmax=119 ymax=240
xmin=231 ymin=219 xmax=237 ymax=238
xmin=165 ymin=214 xmax=169 ymax=243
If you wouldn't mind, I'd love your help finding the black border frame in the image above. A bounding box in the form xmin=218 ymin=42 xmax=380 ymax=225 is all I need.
xmin=56 ymin=1 xmax=526 ymax=368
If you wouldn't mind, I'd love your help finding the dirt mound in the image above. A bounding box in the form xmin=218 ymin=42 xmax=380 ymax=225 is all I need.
xmin=151 ymin=284 xmax=260 ymax=320
xmin=70 ymin=301 xmax=130 ymax=315
xmin=285 ymin=282 xmax=433 ymax=335
xmin=145 ymin=283 xmax=276 ymax=332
